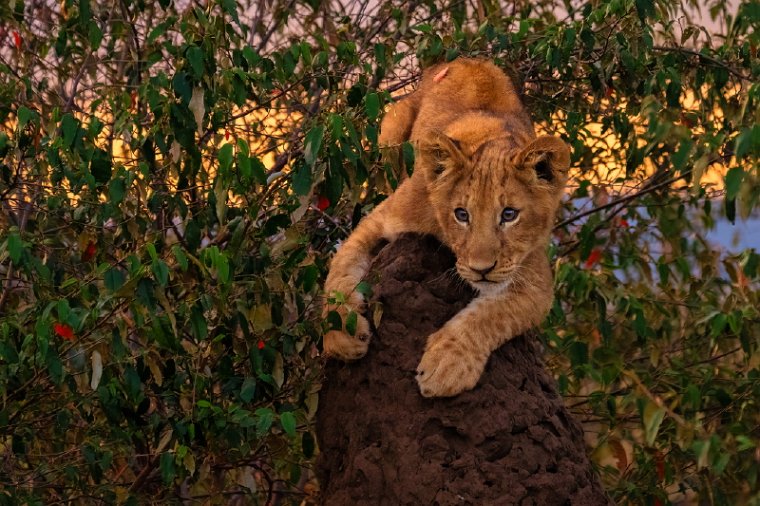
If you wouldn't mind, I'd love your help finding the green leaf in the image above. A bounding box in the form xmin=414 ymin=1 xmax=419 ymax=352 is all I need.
xmin=221 ymin=0 xmax=241 ymax=24
xmin=725 ymin=197 xmax=736 ymax=224
xmin=347 ymin=84 xmax=364 ymax=107
xmin=292 ymin=163 xmax=312 ymax=196
xmin=743 ymin=251 xmax=759 ymax=278
xmin=710 ymin=313 xmax=727 ymax=337
xmin=152 ymin=260 xmax=169 ymax=287
xmin=569 ymin=341 xmax=588 ymax=368
xmin=46 ymin=349 xmax=64 ymax=385
xmin=255 ymin=408 xmax=274 ymax=436
xmin=242 ymin=46 xmax=260 ymax=67
xmin=0 ymin=338 xmax=19 ymax=364
xmin=280 ymin=411 xmax=296 ymax=438
xmin=17 ymin=106 xmax=34 ymax=129
xmin=402 ymin=141 xmax=415 ymax=176
xmin=240 ymin=377 xmax=256 ymax=403
xmin=365 ymin=92 xmax=380 ymax=120
xmin=641 ymin=401 xmax=666 ymax=446
xmin=355 ymin=281 xmax=373 ymax=297
xmin=104 ymin=268 xmax=126 ymax=292
xmin=301 ymin=265 xmax=318 ymax=292
xmin=214 ymin=175 xmax=228 ymax=223
xmin=7 ymin=231 xmax=22 ymax=264
xmin=237 ymin=152 xmax=252 ymax=180
xmin=300 ymin=41 xmax=312 ymax=66
xmin=671 ymin=138 xmax=692 ymax=171
xmin=693 ymin=438 xmax=711 ymax=469
xmin=90 ymin=148 xmax=112 ymax=184
xmin=327 ymin=310 xmax=342 ymax=331
xmin=146 ymin=243 xmax=158 ymax=262
xmin=251 ymin=156 xmax=268 ymax=185
xmin=345 ymin=311 xmax=357 ymax=336
xmin=735 ymin=127 xmax=752 ymax=159
xmin=172 ymin=245 xmax=188 ymax=272
xmin=724 ymin=167 xmax=744 ymax=200
xmin=304 ymin=125 xmax=325 ymax=166
xmin=218 ymin=143 xmax=234 ymax=174
xmin=57 ymin=299 xmax=70 ymax=320
xmin=0 ymin=132 xmax=8 ymax=157
xmin=60 ymin=114 xmax=79 ymax=148
xmin=109 ymin=176 xmax=126 ymax=204
xmin=160 ymin=452 xmax=176 ymax=484
xmin=736 ymin=435 xmax=754 ymax=452
xmin=683 ymin=383 xmax=701 ymax=410
xmin=172 ymin=72 xmax=192 ymax=103
xmin=147 ymin=20 xmax=171 ymax=43
xmin=190 ymin=305 xmax=207 ymax=340
xmin=186 ymin=45 xmax=204 ymax=78
xmin=214 ymin=252 xmax=230 ymax=284
xmin=87 ymin=20 xmax=103 ymax=49
xmin=635 ymin=0 xmax=655 ymax=20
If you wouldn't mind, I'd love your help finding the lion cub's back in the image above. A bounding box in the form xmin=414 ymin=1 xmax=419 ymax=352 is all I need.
xmin=410 ymin=59 xmax=531 ymax=139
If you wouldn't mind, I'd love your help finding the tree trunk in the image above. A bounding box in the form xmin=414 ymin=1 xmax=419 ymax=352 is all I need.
xmin=316 ymin=234 xmax=612 ymax=505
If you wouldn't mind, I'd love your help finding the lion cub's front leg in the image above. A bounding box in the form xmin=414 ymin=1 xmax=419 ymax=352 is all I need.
xmin=323 ymin=222 xmax=379 ymax=360
xmin=323 ymin=195 xmax=414 ymax=360
xmin=416 ymin=273 xmax=553 ymax=397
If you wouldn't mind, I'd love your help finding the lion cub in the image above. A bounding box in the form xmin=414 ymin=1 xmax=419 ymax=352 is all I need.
xmin=323 ymin=58 xmax=570 ymax=397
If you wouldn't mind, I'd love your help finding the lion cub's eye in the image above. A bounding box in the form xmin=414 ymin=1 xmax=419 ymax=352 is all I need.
xmin=454 ymin=208 xmax=469 ymax=223
xmin=501 ymin=207 xmax=519 ymax=224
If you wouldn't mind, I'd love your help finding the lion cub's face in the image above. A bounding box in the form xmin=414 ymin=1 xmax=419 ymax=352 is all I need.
xmin=418 ymin=133 xmax=570 ymax=293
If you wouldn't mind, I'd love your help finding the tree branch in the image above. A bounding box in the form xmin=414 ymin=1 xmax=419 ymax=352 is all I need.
xmin=652 ymin=45 xmax=750 ymax=81
xmin=555 ymin=169 xmax=693 ymax=230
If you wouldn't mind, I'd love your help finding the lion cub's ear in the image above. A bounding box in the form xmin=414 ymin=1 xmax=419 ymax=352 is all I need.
xmin=417 ymin=131 xmax=467 ymax=184
xmin=516 ymin=135 xmax=570 ymax=187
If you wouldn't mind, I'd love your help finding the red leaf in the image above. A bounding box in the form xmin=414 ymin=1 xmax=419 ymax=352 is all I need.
xmin=608 ymin=438 xmax=628 ymax=472
xmin=257 ymin=339 xmax=265 ymax=350
xmin=618 ymin=218 xmax=630 ymax=228
xmin=225 ymin=129 xmax=230 ymax=141
xmin=54 ymin=323 xmax=75 ymax=341
xmin=655 ymin=451 xmax=665 ymax=481
xmin=584 ymin=249 xmax=602 ymax=268
xmin=12 ymin=31 xmax=21 ymax=50
xmin=316 ymin=195 xmax=330 ymax=211
xmin=81 ymin=241 xmax=97 ymax=262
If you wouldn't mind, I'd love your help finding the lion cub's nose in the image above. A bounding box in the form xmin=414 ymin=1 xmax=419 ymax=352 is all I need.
xmin=470 ymin=261 xmax=497 ymax=277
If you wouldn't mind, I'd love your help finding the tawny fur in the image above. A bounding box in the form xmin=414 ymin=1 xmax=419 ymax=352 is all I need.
xmin=323 ymin=58 xmax=570 ymax=397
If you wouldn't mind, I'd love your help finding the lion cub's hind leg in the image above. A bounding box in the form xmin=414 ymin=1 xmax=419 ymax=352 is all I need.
xmin=378 ymin=91 xmax=421 ymax=147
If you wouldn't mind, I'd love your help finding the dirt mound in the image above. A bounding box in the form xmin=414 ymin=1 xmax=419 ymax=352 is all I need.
xmin=316 ymin=234 xmax=612 ymax=505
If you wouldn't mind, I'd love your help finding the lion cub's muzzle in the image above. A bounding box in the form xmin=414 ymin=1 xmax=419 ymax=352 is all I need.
xmin=457 ymin=260 xmax=510 ymax=285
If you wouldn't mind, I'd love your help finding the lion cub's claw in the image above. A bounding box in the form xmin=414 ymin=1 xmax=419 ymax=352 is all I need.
xmin=323 ymin=314 xmax=371 ymax=360
xmin=416 ymin=332 xmax=484 ymax=397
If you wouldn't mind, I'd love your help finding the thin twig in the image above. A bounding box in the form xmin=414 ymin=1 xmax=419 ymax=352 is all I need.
xmin=555 ymin=169 xmax=693 ymax=230
xmin=652 ymin=45 xmax=750 ymax=81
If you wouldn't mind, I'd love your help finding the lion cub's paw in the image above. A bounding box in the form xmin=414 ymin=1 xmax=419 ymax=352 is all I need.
xmin=323 ymin=313 xmax=371 ymax=360
xmin=416 ymin=331 xmax=486 ymax=397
